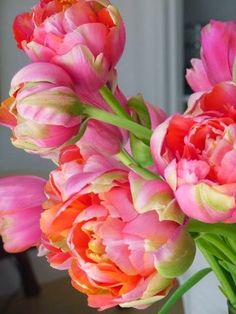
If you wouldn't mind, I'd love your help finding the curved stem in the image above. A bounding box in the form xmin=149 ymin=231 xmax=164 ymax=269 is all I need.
xmin=158 ymin=268 xmax=212 ymax=314
xmin=83 ymin=106 xmax=152 ymax=142
xmin=196 ymin=238 xmax=236 ymax=307
xmin=116 ymin=149 xmax=162 ymax=180
xmin=99 ymin=86 xmax=131 ymax=119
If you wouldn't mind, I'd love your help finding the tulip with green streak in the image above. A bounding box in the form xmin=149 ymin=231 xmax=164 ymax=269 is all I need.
xmin=0 ymin=62 xmax=83 ymax=157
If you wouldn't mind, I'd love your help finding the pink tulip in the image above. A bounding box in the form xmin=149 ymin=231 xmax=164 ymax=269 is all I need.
xmin=0 ymin=63 xmax=128 ymax=158
xmin=40 ymin=146 xmax=195 ymax=310
xmin=151 ymin=82 xmax=236 ymax=223
xmin=0 ymin=62 xmax=82 ymax=157
xmin=13 ymin=0 xmax=126 ymax=92
xmin=0 ymin=176 xmax=46 ymax=253
xmin=186 ymin=20 xmax=236 ymax=92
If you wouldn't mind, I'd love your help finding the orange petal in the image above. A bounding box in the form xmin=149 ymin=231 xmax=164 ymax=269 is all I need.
xmin=0 ymin=97 xmax=17 ymax=128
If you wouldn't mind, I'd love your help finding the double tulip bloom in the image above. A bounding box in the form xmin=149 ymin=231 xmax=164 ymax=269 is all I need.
xmin=40 ymin=145 xmax=195 ymax=310
xmin=0 ymin=62 xmax=128 ymax=157
xmin=13 ymin=0 xmax=126 ymax=92
xmin=151 ymin=82 xmax=236 ymax=223
xmin=0 ymin=63 xmax=81 ymax=157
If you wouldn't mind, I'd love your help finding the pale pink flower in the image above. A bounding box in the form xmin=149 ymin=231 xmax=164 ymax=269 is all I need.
xmin=0 ymin=176 xmax=46 ymax=253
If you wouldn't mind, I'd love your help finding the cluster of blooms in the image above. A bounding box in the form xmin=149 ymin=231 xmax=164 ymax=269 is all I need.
xmin=0 ymin=1 xmax=236 ymax=311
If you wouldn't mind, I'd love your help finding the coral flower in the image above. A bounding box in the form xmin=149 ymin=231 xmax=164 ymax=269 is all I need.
xmin=186 ymin=20 xmax=236 ymax=92
xmin=0 ymin=176 xmax=46 ymax=253
xmin=13 ymin=0 xmax=126 ymax=92
xmin=151 ymin=81 xmax=236 ymax=223
xmin=40 ymin=145 xmax=195 ymax=310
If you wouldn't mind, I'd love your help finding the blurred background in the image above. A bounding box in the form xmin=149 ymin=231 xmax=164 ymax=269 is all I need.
xmin=0 ymin=0 xmax=236 ymax=313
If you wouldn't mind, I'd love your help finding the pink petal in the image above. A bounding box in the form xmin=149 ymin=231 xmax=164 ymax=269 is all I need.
xmin=78 ymin=120 xmax=124 ymax=156
xmin=123 ymin=212 xmax=178 ymax=241
xmin=53 ymin=45 xmax=109 ymax=92
xmin=201 ymin=20 xmax=233 ymax=84
xmin=101 ymin=187 xmax=137 ymax=222
xmin=13 ymin=12 xmax=34 ymax=49
xmin=151 ymin=118 xmax=171 ymax=175
xmin=14 ymin=121 xmax=79 ymax=148
xmin=0 ymin=176 xmax=46 ymax=212
xmin=0 ymin=176 xmax=46 ymax=252
xmin=63 ymin=2 xmax=97 ymax=32
xmin=217 ymin=150 xmax=236 ymax=183
xmin=17 ymin=86 xmax=80 ymax=127
xmin=60 ymin=23 xmax=108 ymax=57
xmin=186 ymin=59 xmax=212 ymax=92
xmin=105 ymin=243 xmax=138 ymax=275
xmin=88 ymin=294 xmax=118 ymax=310
xmin=146 ymin=103 xmax=167 ymax=130
xmin=11 ymin=62 xmax=73 ymax=95
xmin=24 ymin=41 xmax=56 ymax=62
xmin=175 ymin=183 xmax=235 ymax=223
xmin=104 ymin=19 xmax=126 ymax=65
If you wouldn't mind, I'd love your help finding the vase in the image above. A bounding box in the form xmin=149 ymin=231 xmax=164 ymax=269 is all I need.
xmin=228 ymin=302 xmax=236 ymax=314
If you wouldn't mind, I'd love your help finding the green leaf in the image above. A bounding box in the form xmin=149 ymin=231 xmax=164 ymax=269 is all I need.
xmin=130 ymin=133 xmax=153 ymax=167
xmin=202 ymin=234 xmax=236 ymax=265
xmin=158 ymin=268 xmax=212 ymax=314
xmin=226 ymin=238 xmax=236 ymax=255
xmin=219 ymin=261 xmax=236 ymax=285
xmin=197 ymin=236 xmax=229 ymax=262
xmin=188 ymin=220 xmax=236 ymax=240
xmin=127 ymin=95 xmax=151 ymax=129
xmin=197 ymin=238 xmax=236 ymax=307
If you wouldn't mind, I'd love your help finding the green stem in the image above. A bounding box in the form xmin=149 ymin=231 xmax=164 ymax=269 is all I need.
xmin=196 ymin=238 xmax=236 ymax=307
xmin=188 ymin=220 xmax=236 ymax=240
xmin=116 ymin=149 xmax=162 ymax=180
xmin=158 ymin=268 xmax=212 ymax=314
xmin=83 ymin=106 xmax=152 ymax=142
xmin=203 ymin=234 xmax=236 ymax=266
xmin=99 ymin=85 xmax=131 ymax=119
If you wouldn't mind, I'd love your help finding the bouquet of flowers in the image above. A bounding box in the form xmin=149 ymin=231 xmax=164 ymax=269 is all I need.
xmin=1 ymin=1 xmax=236 ymax=313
